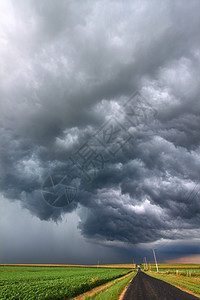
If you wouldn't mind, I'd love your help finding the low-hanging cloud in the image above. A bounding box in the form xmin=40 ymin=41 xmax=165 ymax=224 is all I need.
xmin=1 ymin=0 xmax=200 ymax=246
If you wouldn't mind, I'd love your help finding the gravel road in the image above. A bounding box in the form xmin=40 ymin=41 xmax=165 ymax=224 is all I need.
xmin=123 ymin=270 xmax=199 ymax=300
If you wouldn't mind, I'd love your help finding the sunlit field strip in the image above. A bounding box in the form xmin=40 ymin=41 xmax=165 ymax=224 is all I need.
xmin=147 ymin=264 xmax=200 ymax=270
xmin=143 ymin=264 xmax=200 ymax=276
xmin=87 ymin=264 xmax=135 ymax=269
xmin=0 ymin=264 xmax=135 ymax=269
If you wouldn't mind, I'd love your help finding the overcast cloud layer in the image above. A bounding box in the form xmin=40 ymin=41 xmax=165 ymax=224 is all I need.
xmin=0 ymin=0 xmax=200 ymax=262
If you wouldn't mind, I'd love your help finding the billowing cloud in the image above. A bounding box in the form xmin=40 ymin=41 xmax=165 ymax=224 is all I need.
xmin=1 ymin=0 xmax=200 ymax=255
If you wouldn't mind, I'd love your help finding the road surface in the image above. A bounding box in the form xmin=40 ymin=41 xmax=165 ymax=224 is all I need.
xmin=123 ymin=270 xmax=199 ymax=300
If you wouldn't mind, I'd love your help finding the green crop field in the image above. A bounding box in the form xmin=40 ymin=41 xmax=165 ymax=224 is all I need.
xmin=0 ymin=265 xmax=132 ymax=299
xmin=86 ymin=272 xmax=136 ymax=300
xmin=1 ymin=264 xmax=199 ymax=299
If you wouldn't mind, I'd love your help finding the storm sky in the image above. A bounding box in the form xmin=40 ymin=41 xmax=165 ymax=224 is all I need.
xmin=0 ymin=0 xmax=200 ymax=265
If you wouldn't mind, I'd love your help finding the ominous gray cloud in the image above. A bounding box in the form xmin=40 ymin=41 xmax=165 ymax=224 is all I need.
xmin=0 ymin=0 xmax=200 ymax=262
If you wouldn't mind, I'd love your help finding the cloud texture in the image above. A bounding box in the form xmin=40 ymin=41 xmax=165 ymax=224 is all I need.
xmin=1 ymin=0 xmax=200 ymax=249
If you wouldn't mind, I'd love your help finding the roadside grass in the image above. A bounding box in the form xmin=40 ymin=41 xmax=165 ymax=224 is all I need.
xmin=142 ymin=264 xmax=200 ymax=277
xmin=84 ymin=272 xmax=136 ymax=300
xmin=151 ymin=264 xmax=200 ymax=270
xmin=161 ymin=270 xmax=200 ymax=277
xmin=147 ymin=271 xmax=200 ymax=297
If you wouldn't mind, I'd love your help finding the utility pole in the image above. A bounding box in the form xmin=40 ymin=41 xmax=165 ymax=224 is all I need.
xmin=97 ymin=260 xmax=99 ymax=268
xmin=152 ymin=248 xmax=159 ymax=272
xmin=143 ymin=257 xmax=147 ymax=270
xmin=132 ymin=258 xmax=135 ymax=269
xmin=144 ymin=257 xmax=148 ymax=269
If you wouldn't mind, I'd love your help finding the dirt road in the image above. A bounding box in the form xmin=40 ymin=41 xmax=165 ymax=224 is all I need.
xmin=123 ymin=270 xmax=199 ymax=300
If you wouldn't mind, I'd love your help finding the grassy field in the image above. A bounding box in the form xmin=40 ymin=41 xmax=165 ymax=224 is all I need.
xmin=147 ymin=271 xmax=200 ymax=297
xmin=84 ymin=272 xmax=136 ymax=300
xmin=142 ymin=264 xmax=200 ymax=297
xmin=142 ymin=264 xmax=200 ymax=275
xmin=0 ymin=265 xmax=132 ymax=299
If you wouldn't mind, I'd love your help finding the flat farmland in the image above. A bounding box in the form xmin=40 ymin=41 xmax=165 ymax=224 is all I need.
xmin=89 ymin=264 xmax=135 ymax=269
xmin=1 ymin=264 xmax=199 ymax=299
xmin=147 ymin=271 xmax=200 ymax=298
xmin=0 ymin=265 xmax=132 ymax=300
xmin=146 ymin=264 xmax=200 ymax=273
xmin=144 ymin=264 xmax=200 ymax=298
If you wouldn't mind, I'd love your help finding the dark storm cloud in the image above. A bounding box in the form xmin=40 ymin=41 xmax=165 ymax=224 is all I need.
xmin=1 ymin=0 xmax=200 ymax=247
